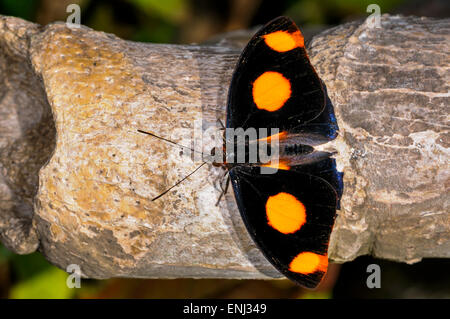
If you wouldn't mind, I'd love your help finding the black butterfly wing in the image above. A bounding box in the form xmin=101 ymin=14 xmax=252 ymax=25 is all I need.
xmin=226 ymin=16 xmax=326 ymax=132
xmin=229 ymin=163 xmax=339 ymax=288
xmin=225 ymin=16 xmax=343 ymax=288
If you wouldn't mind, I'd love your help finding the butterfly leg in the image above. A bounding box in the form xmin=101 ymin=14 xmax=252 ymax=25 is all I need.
xmin=215 ymin=174 xmax=230 ymax=206
xmin=217 ymin=118 xmax=225 ymax=130
xmin=216 ymin=118 xmax=228 ymax=146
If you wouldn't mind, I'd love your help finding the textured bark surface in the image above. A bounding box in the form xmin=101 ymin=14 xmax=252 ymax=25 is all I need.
xmin=0 ymin=14 xmax=448 ymax=279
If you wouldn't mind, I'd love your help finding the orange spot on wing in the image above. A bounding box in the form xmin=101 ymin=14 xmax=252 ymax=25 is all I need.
xmin=261 ymin=160 xmax=291 ymax=171
xmin=265 ymin=192 xmax=305 ymax=234
xmin=252 ymin=71 xmax=291 ymax=112
xmin=289 ymin=252 xmax=328 ymax=275
xmin=263 ymin=30 xmax=304 ymax=52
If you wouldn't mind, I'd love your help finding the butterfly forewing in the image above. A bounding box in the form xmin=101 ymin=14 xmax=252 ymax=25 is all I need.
xmin=226 ymin=16 xmax=326 ymax=131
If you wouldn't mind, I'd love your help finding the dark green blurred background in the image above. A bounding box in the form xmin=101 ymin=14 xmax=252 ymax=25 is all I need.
xmin=0 ymin=0 xmax=449 ymax=299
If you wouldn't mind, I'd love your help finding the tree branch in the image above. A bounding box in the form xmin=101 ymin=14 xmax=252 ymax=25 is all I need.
xmin=0 ymin=14 xmax=448 ymax=279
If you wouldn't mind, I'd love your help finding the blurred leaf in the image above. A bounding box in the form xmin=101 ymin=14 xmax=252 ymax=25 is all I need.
xmin=0 ymin=244 xmax=12 ymax=264
xmin=7 ymin=251 xmax=74 ymax=298
xmin=132 ymin=21 xmax=175 ymax=43
xmin=0 ymin=0 xmax=39 ymax=20
xmin=300 ymin=290 xmax=332 ymax=299
xmin=128 ymin=0 xmax=188 ymax=22
xmin=286 ymin=0 xmax=325 ymax=25
xmin=286 ymin=0 xmax=406 ymax=25
xmin=88 ymin=4 xmax=116 ymax=34
xmin=10 ymin=266 xmax=74 ymax=299
xmin=328 ymin=0 xmax=405 ymax=12
xmin=10 ymin=252 xmax=53 ymax=281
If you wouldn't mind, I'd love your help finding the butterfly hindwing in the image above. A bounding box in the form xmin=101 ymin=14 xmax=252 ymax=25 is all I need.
xmin=229 ymin=164 xmax=338 ymax=288
xmin=226 ymin=16 xmax=326 ymax=131
xmin=291 ymin=157 xmax=343 ymax=207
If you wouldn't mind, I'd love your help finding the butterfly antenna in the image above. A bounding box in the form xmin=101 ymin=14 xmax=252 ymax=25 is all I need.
xmin=152 ymin=161 xmax=207 ymax=201
xmin=137 ymin=129 xmax=205 ymax=156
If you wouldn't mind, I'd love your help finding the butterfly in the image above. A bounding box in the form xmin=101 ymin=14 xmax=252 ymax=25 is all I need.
xmin=219 ymin=16 xmax=343 ymax=289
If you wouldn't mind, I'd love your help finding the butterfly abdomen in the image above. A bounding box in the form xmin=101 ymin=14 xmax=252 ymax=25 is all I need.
xmin=282 ymin=143 xmax=314 ymax=156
